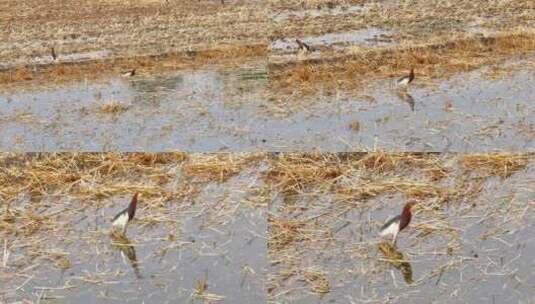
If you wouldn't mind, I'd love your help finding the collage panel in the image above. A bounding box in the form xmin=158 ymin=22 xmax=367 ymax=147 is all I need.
xmin=0 ymin=0 xmax=268 ymax=151
xmin=0 ymin=153 xmax=267 ymax=303
xmin=0 ymin=65 xmax=268 ymax=151
xmin=268 ymin=0 xmax=535 ymax=151
xmin=267 ymin=152 xmax=534 ymax=303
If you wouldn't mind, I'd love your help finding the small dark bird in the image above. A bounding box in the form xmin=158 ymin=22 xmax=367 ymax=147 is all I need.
xmin=379 ymin=201 xmax=416 ymax=245
xmin=112 ymin=193 xmax=138 ymax=234
xmin=396 ymin=68 xmax=414 ymax=86
xmin=51 ymin=47 xmax=57 ymax=61
xmin=121 ymin=69 xmax=136 ymax=77
xmin=295 ymin=39 xmax=312 ymax=53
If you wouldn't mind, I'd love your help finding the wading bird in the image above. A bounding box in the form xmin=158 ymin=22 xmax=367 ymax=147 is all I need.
xmin=379 ymin=201 xmax=415 ymax=245
xmin=51 ymin=47 xmax=57 ymax=61
xmin=121 ymin=69 xmax=136 ymax=77
xmin=295 ymin=39 xmax=312 ymax=53
xmin=396 ymin=68 xmax=414 ymax=87
xmin=112 ymin=193 xmax=138 ymax=235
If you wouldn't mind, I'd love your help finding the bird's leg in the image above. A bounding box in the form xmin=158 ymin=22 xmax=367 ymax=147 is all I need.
xmin=392 ymin=232 xmax=398 ymax=246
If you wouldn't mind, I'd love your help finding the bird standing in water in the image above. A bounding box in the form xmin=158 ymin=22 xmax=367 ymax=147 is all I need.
xmin=50 ymin=47 xmax=57 ymax=61
xmin=121 ymin=69 xmax=136 ymax=77
xmin=396 ymin=68 xmax=414 ymax=87
xmin=295 ymin=39 xmax=312 ymax=53
xmin=379 ymin=201 xmax=415 ymax=245
xmin=112 ymin=193 xmax=138 ymax=235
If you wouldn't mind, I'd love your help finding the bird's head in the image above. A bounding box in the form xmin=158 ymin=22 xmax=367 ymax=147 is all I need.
xmin=404 ymin=200 xmax=417 ymax=211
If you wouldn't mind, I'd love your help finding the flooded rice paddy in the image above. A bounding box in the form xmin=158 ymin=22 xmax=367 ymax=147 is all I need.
xmin=267 ymin=154 xmax=535 ymax=303
xmin=0 ymin=61 xmax=533 ymax=151
xmin=0 ymin=156 xmax=267 ymax=303
xmin=1 ymin=153 xmax=533 ymax=303
xmin=2 ymin=1 xmax=534 ymax=303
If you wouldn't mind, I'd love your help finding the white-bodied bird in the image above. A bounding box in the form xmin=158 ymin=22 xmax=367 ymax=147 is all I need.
xmin=121 ymin=69 xmax=136 ymax=77
xmin=379 ymin=201 xmax=415 ymax=245
xmin=112 ymin=193 xmax=138 ymax=235
xmin=396 ymin=68 xmax=415 ymax=87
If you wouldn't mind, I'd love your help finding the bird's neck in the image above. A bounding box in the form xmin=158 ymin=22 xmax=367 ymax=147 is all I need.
xmin=399 ymin=207 xmax=412 ymax=230
xmin=401 ymin=207 xmax=411 ymax=219
xmin=128 ymin=197 xmax=137 ymax=218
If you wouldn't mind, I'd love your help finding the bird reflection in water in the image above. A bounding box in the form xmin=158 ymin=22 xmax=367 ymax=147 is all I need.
xmin=110 ymin=231 xmax=142 ymax=279
xmin=378 ymin=241 xmax=413 ymax=284
xmin=395 ymin=90 xmax=415 ymax=112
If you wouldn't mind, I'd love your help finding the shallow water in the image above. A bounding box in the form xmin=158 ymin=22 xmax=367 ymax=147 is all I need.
xmin=0 ymin=170 xmax=267 ymax=303
xmin=268 ymin=159 xmax=535 ymax=303
xmin=0 ymin=63 xmax=533 ymax=151
xmin=0 ymin=66 xmax=268 ymax=151
xmin=269 ymin=28 xmax=394 ymax=51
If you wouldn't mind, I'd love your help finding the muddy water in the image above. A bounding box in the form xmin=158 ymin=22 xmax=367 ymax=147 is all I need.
xmin=1 ymin=170 xmax=267 ymax=303
xmin=268 ymin=27 xmax=395 ymax=65
xmin=0 ymin=63 xmax=533 ymax=151
xmin=0 ymin=66 xmax=269 ymax=151
xmin=269 ymin=28 xmax=394 ymax=52
xmin=268 ymin=160 xmax=535 ymax=303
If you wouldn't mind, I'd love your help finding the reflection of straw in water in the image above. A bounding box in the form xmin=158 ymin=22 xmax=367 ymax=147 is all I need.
xmin=192 ymin=276 xmax=225 ymax=302
xmin=97 ymin=100 xmax=130 ymax=114
xmin=302 ymin=268 xmax=330 ymax=294
xmin=240 ymin=264 xmax=256 ymax=288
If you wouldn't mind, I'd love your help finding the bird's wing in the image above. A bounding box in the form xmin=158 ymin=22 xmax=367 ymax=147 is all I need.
xmin=397 ymin=75 xmax=409 ymax=83
xmin=379 ymin=215 xmax=401 ymax=233
xmin=112 ymin=207 xmax=129 ymax=222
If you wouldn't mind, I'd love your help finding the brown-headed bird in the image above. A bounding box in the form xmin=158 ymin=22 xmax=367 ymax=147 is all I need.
xmin=396 ymin=68 xmax=415 ymax=87
xmin=51 ymin=47 xmax=57 ymax=61
xmin=112 ymin=193 xmax=138 ymax=235
xmin=379 ymin=201 xmax=415 ymax=245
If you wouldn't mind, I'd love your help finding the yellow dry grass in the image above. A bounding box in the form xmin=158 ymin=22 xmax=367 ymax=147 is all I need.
xmin=97 ymin=100 xmax=129 ymax=114
xmin=458 ymin=153 xmax=530 ymax=178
